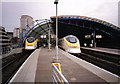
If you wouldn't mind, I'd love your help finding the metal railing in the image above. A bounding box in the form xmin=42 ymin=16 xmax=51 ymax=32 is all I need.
xmin=52 ymin=63 xmax=69 ymax=84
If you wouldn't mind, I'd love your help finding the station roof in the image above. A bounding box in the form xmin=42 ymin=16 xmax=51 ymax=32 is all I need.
xmin=51 ymin=15 xmax=120 ymax=30
xmin=51 ymin=15 xmax=120 ymax=38
xmin=20 ymin=15 xmax=120 ymax=47
xmin=26 ymin=22 xmax=53 ymax=38
xmin=20 ymin=20 xmax=54 ymax=46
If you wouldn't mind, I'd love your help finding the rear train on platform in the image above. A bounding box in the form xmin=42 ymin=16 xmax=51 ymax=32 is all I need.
xmin=58 ymin=35 xmax=81 ymax=53
xmin=25 ymin=37 xmax=38 ymax=50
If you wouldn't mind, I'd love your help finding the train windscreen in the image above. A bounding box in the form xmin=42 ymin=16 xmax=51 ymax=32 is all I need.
xmin=27 ymin=37 xmax=36 ymax=43
xmin=66 ymin=37 xmax=77 ymax=43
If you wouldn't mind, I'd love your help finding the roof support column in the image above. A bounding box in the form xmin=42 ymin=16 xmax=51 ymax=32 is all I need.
xmin=48 ymin=22 xmax=51 ymax=50
xmin=93 ymin=27 xmax=96 ymax=48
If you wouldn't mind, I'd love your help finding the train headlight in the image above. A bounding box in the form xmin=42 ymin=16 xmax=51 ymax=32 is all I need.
xmin=69 ymin=46 xmax=73 ymax=48
xmin=76 ymin=46 xmax=80 ymax=48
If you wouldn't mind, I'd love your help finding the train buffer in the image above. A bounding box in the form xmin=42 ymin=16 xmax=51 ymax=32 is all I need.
xmin=9 ymin=47 xmax=119 ymax=83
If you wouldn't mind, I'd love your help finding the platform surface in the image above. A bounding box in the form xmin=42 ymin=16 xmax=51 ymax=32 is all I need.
xmin=10 ymin=47 xmax=119 ymax=83
xmin=81 ymin=47 xmax=120 ymax=55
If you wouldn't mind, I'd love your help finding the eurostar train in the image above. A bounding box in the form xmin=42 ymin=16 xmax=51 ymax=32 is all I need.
xmin=59 ymin=35 xmax=81 ymax=53
xmin=25 ymin=37 xmax=38 ymax=50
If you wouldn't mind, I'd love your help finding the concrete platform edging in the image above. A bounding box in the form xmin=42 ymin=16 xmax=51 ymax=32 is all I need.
xmin=9 ymin=48 xmax=41 ymax=83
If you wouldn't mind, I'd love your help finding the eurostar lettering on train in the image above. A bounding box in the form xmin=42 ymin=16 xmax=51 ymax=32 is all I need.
xmin=59 ymin=35 xmax=81 ymax=53
xmin=25 ymin=37 xmax=38 ymax=50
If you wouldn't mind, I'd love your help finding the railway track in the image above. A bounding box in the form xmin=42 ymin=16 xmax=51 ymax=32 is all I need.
xmin=73 ymin=48 xmax=120 ymax=76
xmin=1 ymin=50 xmax=33 ymax=83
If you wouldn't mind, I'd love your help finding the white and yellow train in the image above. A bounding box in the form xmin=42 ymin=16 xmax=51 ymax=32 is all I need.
xmin=25 ymin=37 xmax=38 ymax=50
xmin=59 ymin=35 xmax=81 ymax=53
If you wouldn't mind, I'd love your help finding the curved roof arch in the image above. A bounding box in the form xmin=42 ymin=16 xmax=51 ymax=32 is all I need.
xmin=19 ymin=19 xmax=54 ymax=47
xmin=51 ymin=15 xmax=120 ymax=31
xmin=51 ymin=15 xmax=120 ymax=38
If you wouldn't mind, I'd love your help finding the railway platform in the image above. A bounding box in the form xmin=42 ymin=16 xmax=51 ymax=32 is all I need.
xmin=81 ymin=47 xmax=120 ymax=55
xmin=9 ymin=47 xmax=119 ymax=83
